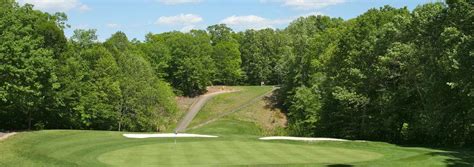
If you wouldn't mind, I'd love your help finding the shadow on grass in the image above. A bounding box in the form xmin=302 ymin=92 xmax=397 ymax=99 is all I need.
xmin=428 ymin=148 xmax=474 ymax=167
xmin=399 ymin=144 xmax=474 ymax=167
xmin=326 ymin=164 xmax=353 ymax=167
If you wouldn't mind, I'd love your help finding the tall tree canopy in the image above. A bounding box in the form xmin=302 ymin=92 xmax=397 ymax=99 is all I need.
xmin=157 ymin=31 xmax=215 ymax=96
xmin=207 ymin=24 xmax=243 ymax=85
xmin=0 ymin=1 xmax=65 ymax=129
xmin=0 ymin=1 xmax=178 ymax=131
xmin=239 ymin=29 xmax=291 ymax=85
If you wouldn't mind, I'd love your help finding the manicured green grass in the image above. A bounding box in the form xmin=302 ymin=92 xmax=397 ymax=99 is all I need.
xmin=1 ymin=126 xmax=472 ymax=166
xmin=0 ymin=86 xmax=472 ymax=166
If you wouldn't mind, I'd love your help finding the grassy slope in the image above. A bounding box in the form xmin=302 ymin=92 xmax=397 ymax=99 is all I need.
xmin=0 ymin=86 xmax=472 ymax=166
xmin=188 ymin=86 xmax=274 ymax=128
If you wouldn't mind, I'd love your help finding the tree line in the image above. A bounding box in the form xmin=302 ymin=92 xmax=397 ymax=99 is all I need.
xmin=279 ymin=0 xmax=473 ymax=146
xmin=0 ymin=0 xmax=472 ymax=146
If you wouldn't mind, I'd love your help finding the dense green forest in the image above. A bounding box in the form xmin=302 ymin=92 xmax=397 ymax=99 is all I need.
xmin=279 ymin=0 xmax=473 ymax=146
xmin=0 ymin=0 xmax=472 ymax=146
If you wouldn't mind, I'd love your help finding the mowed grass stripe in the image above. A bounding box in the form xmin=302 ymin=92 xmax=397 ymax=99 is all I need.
xmin=295 ymin=145 xmax=343 ymax=164
xmin=189 ymin=141 xmax=216 ymax=165
xmin=167 ymin=143 xmax=183 ymax=166
xmin=217 ymin=140 xmax=248 ymax=165
xmin=206 ymin=140 xmax=232 ymax=165
xmin=276 ymin=142 xmax=319 ymax=164
xmin=228 ymin=140 xmax=261 ymax=165
xmin=16 ymin=131 xmax=125 ymax=165
xmin=256 ymin=140 xmax=295 ymax=164
xmin=240 ymin=140 xmax=275 ymax=164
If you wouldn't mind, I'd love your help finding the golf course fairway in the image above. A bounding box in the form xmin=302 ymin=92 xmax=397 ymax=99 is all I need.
xmin=0 ymin=86 xmax=472 ymax=166
xmin=0 ymin=127 xmax=471 ymax=166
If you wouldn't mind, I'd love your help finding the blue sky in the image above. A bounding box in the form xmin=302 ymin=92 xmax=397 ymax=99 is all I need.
xmin=18 ymin=0 xmax=436 ymax=41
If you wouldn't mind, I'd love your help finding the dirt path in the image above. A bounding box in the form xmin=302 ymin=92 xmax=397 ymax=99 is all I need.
xmin=175 ymin=90 xmax=237 ymax=132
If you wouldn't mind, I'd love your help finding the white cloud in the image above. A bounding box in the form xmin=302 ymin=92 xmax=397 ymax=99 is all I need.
xmin=18 ymin=0 xmax=90 ymax=12
xmin=285 ymin=0 xmax=345 ymax=10
xmin=220 ymin=15 xmax=291 ymax=30
xmin=156 ymin=14 xmax=203 ymax=25
xmin=262 ymin=0 xmax=345 ymax=10
xmin=157 ymin=0 xmax=202 ymax=5
xmin=156 ymin=14 xmax=203 ymax=33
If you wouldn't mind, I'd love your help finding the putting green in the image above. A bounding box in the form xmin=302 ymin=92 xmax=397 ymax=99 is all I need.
xmin=98 ymin=140 xmax=382 ymax=166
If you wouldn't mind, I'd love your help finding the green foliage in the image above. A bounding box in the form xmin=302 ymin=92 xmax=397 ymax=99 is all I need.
xmin=0 ymin=1 xmax=60 ymax=130
xmin=156 ymin=31 xmax=215 ymax=96
xmin=212 ymin=42 xmax=242 ymax=85
xmin=138 ymin=33 xmax=171 ymax=78
xmin=280 ymin=1 xmax=473 ymax=146
xmin=104 ymin=32 xmax=178 ymax=131
xmin=0 ymin=1 xmax=178 ymax=131
xmin=207 ymin=24 xmax=235 ymax=45
xmin=206 ymin=24 xmax=243 ymax=85
xmin=287 ymin=86 xmax=322 ymax=137
xmin=70 ymin=29 xmax=98 ymax=48
xmin=56 ymin=44 xmax=121 ymax=130
xmin=239 ymin=29 xmax=291 ymax=85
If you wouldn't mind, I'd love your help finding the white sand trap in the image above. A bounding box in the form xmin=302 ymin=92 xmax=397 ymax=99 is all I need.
xmin=0 ymin=132 xmax=16 ymax=141
xmin=123 ymin=133 xmax=218 ymax=139
xmin=259 ymin=136 xmax=349 ymax=142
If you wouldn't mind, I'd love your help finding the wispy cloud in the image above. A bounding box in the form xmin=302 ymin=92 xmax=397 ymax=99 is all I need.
xmin=219 ymin=11 xmax=326 ymax=31
xmin=157 ymin=0 xmax=202 ymax=5
xmin=155 ymin=14 xmax=203 ymax=33
xmin=18 ymin=0 xmax=91 ymax=12
xmin=262 ymin=0 xmax=345 ymax=10
xmin=106 ymin=23 xmax=121 ymax=28
xmin=78 ymin=4 xmax=91 ymax=12
xmin=156 ymin=14 xmax=203 ymax=25
xmin=72 ymin=24 xmax=90 ymax=29
xmin=220 ymin=15 xmax=291 ymax=30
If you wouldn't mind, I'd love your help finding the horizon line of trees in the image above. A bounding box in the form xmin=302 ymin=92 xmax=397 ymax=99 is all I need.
xmin=1 ymin=0 xmax=472 ymax=146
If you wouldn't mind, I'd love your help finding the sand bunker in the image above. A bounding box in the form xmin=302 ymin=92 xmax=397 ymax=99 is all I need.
xmin=0 ymin=132 xmax=16 ymax=141
xmin=259 ymin=136 xmax=349 ymax=142
xmin=123 ymin=133 xmax=218 ymax=139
